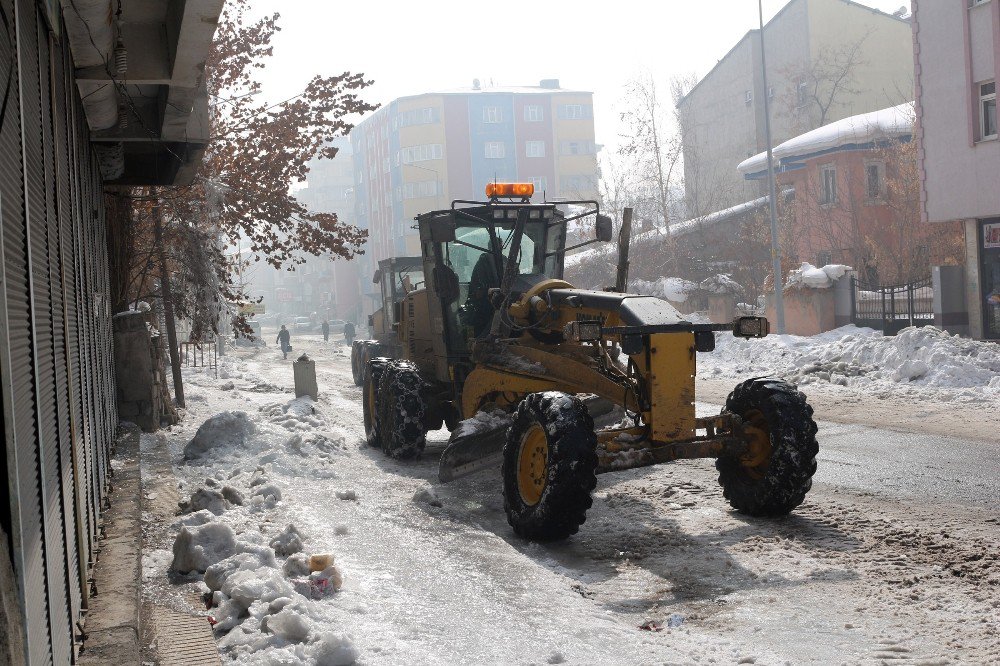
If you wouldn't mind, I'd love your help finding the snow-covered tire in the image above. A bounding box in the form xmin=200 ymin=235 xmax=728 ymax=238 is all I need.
xmin=502 ymin=392 xmax=598 ymax=541
xmin=351 ymin=341 xmax=364 ymax=386
xmin=377 ymin=360 xmax=428 ymax=459
xmin=716 ymin=378 xmax=818 ymax=516
xmin=363 ymin=357 xmax=391 ymax=448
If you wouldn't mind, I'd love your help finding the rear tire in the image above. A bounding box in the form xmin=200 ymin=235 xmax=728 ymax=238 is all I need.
xmin=350 ymin=341 xmax=364 ymax=386
xmin=377 ymin=361 xmax=428 ymax=459
xmin=716 ymin=378 xmax=818 ymax=516
xmin=502 ymin=392 xmax=598 ymax=541
xmin=363 ymin=357 xmax=391 ymax=448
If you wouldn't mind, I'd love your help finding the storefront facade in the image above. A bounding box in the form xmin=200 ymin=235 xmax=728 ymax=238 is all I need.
xmin=913 ymin=0 xmax=1000 ymax=340
xmin=980 ymin=219 xmax=1000 ymax=339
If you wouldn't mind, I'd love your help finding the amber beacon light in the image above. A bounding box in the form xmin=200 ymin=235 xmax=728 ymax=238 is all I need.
xmin=486 ymin=182 xmax=534 ymax=198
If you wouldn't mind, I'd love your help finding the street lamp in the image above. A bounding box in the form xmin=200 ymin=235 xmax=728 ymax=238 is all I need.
xmin=759 ymin=0 xmax=786 ymax=334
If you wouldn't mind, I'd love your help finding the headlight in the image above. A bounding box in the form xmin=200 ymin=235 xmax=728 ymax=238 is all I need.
xmin=733 ymin=316 xmax=769 ymax=339
xmin=563 ymin=320 xmax=602 ymax=342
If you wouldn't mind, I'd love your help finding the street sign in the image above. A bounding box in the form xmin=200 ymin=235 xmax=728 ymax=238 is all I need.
xmin=239 ymin=303 xmax=266 ymax=315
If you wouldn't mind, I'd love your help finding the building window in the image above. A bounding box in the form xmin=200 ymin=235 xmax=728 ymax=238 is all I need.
xmin=865 ymin=161 xmax=885 ymax=200
xmin=796 ymin=82 xmax=810 ymax=108
xmin=744 ymin=90 xmax=753 ymax=105
xmin=400 ymin=144 xmax=443 ymax=164
xmin=483 ymin=106 xmax=503 ymax=123
xmin=398 ymin=108 xmax=440 ymax=127
xmin=820 ymin=164 xmax=837 ymax=205
xmin=484 ymin=141 xmax=506 ymax=159
xmin=558 ymin=104 xmax=590 ymax=120
xmin=981 ymin=81 xmax=997 ymax=140
xmin=525 ymin=141 xmax=545 ymax=158
xmin=403 ymin=180 xmax=438 ymax=200
xmin=530 ymin=177 xmax=547 ymax=193
xmin=524 ymin=105 xmax=544 ymax=122
xmin=970 ymin=0 xmax=990 ymax=7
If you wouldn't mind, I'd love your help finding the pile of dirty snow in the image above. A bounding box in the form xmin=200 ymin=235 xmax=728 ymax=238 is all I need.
xmin=158 ymin=382 xmax=361 ymax=665
xmin=701 ymin=325 xmax=1000 ymax=403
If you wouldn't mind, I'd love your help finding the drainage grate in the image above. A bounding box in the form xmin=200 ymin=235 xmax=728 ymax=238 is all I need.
xmin=150 ymin=607 xmax=221 ymax=665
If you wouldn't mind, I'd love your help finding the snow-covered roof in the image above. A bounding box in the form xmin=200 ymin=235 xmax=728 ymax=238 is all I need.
xmin=668 ymin=188 xmax=795 ymax=237
xmin=738 ymin=103 xmax=914 ymax=178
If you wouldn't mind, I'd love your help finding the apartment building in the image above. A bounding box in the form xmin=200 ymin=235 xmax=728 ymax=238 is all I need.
xmin=350 ymin=80 xmax=600 ymax=264
xmin=678 ymin=0 xmax=914 ymax=213
xmin=913 ymin=0 xmax=1000 ymax=340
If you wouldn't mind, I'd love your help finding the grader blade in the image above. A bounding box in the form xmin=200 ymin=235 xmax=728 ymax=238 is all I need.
xmin=438 ymin=418 xmax=511 ymax=483
xmin=437 ymin=397 xmax=617 ymax=483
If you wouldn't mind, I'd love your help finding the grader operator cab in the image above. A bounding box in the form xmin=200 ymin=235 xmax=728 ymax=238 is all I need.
xmin=350 ymin=256 xmax=427 ymax=385
xmin=361 ymin=183 xmax=818 ymax=541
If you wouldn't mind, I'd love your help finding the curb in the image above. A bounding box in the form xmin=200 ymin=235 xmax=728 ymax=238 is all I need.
xmin=79 ymin=425 xmax=141 ymax=664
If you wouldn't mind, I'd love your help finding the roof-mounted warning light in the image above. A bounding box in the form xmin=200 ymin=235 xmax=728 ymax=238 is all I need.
xmin=486 ymin=182 xmax=534 ymax=200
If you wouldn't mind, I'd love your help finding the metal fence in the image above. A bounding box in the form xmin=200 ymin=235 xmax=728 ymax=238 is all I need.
xmin=180 ymin=339 xmax=219 ymax=378
xmin=850 ymin=276 xmax=934 ymax=335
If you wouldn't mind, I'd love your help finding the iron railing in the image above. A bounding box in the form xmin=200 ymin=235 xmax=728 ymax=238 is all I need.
xmin=850 ymin=276 xmax=934 ymax=335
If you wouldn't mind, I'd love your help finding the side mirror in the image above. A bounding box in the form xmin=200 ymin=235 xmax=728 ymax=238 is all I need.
xmin=372 ymin=269 xmax=382 ymax=284
xmin=433 ymin=265 xmax=460 ymax=302
xmin=595 ymin=214 xmax=613 ymax=242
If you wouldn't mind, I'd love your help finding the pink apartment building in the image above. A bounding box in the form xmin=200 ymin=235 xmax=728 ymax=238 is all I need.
xmin=913 ymin=0 xmax=1000 ymax=339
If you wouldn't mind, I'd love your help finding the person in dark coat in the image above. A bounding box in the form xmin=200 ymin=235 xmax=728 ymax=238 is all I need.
xmin=321 ymin=320 xmax=330 ymax=342
xmin=343 ymin=321 xmax=356 ymax=344
xmin=276 ymin=325 xmax=291 ymax=359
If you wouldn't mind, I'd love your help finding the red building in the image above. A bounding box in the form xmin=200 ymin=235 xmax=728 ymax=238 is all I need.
xmin=737 ymin=104 xmax=962 ymax=285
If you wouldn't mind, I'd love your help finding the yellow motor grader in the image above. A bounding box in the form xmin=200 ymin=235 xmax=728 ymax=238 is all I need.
xmin=361 ymin=183 xmax=818 ymax=541
xmin=350 ymin=256 xmax=428 ymax=386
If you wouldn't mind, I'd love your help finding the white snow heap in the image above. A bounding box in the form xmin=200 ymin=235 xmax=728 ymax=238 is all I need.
xmin=171 ymin=522 xmax=238 ymax=574
xmin=183 ymin=411 xmax=256 ymax=460
xmin=784 ymin=262 xmax=853 ymax=290
xmin=700 ymin=273 xmax=743 ymax=295
xmin=738 ymin=102 xmax=914 ymax=176
xmin=702 ymin=325 xmax=1000 ymax=400
xmin=630 ymin=277 xmax=698 ymax=303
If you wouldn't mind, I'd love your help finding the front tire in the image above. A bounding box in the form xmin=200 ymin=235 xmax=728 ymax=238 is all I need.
xmin=378 ymin=361 xmax=428 ymax=460
xmin=716 ymin=378 xmax=818 ymax=516
xmin=502 ymin=392 xmax=598 ymax=541
xmin=363 ymin=357 xmax=391 ymax=448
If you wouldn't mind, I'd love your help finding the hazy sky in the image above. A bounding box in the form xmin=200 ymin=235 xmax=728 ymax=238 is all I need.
xmin=253 ymin=0 xmax=910 ymax=155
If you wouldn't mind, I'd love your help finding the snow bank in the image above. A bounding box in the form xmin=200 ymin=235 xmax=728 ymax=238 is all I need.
xmin=700 ymin=273 xmax=743 ymax=295
xmin=702 ymin=325 xmax=1000 ymax=402
xmin=184 ymin=411 xmax=256 ymax=460
xmin=630 ymin=277 xmax=698 ymax=303
xmin=785 ymin=263 xmax=852 ymax=290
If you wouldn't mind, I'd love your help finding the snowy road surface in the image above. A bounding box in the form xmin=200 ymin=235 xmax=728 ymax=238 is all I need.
xmin=144 ymin=333 xmax=1000 ymax=665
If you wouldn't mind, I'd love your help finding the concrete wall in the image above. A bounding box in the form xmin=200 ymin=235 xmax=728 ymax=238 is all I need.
xmin=915 ymin=0 xmax=1000 ymax=222
xmin=766 ymin=287 xmax=837 ymax=336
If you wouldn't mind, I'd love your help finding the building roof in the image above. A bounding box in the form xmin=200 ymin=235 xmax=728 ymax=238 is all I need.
xmin=668 ymin=188 xmax=796 ymax=236
xmin=738 ymin=102 xmax=914 ymax=178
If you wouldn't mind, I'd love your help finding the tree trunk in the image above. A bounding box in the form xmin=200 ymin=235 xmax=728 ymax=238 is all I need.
xmin=152 ymin=200 xmax=185 ymax=408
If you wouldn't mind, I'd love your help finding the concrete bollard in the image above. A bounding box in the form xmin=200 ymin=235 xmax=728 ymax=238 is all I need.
xmin=293 ymin=354 xmax=318 ymax=399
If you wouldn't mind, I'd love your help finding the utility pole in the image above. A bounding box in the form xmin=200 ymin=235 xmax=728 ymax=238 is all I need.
xmin=152 ymin=194 xmax=185 ymax=407
xmin=759 ymin=0 xmax=786 ymax=334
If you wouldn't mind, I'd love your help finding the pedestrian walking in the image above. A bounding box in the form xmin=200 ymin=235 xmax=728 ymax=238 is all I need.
xmin=321 ymin=320 xmax=330 ymax=342
xmin=343 ymin=321 xmax=356 ymax=344
xmin=276 ymin=324 xmax=292 ymax=359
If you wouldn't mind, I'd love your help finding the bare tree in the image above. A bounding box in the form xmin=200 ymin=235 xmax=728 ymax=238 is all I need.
xmin=779 ymin=33 xmax=870 ymax=132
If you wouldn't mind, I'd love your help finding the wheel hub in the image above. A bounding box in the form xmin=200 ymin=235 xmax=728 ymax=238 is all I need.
xmin=517 ymin=425 xmax=548 ymax=506
xmin=740 ymin=409 xmax=772 ymax=479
